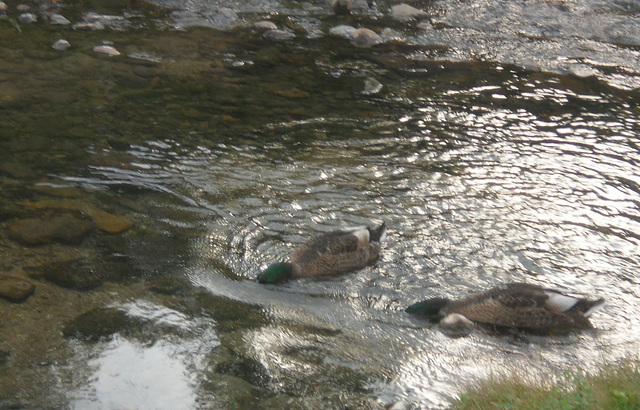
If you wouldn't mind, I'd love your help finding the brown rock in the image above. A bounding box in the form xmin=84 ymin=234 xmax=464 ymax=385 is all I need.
xmin=9 ymin=212 xmax=94 ymax=245
xmin=0 ymin=274 xmax=36 ymax=302
xmin=24 ymin=199 xmax=133 ymax=234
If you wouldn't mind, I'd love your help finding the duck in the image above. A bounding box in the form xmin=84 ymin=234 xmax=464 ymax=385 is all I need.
xmin=257 ymin=222 xmax=386 ymax=284
xmin=405 ymin=282 xmax=605 ymax=335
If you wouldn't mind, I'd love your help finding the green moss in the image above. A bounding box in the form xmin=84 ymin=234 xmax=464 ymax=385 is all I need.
xmin=454 ymin=360 xmax=640 ymax=410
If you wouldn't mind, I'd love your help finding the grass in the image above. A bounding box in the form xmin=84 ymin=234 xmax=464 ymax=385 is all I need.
xmin=454 ymin=360 xmax=640 ymax=410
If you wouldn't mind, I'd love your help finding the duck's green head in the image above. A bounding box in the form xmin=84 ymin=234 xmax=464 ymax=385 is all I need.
xmin=405 ymin=297 xmax=449 ymax=322
xmin=257 ymin=262 xmax=294 ymax=284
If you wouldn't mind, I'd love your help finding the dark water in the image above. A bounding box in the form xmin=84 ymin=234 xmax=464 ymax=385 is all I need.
xmin=1 ymin=0 xmax=639 ymax=408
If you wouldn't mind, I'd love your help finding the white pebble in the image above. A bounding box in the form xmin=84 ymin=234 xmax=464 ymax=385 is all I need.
xmin=254 ymin=20 xmax=277 ymax=30
xmin=329 ymin=24 xmax=356 ymax=39
xmin=93 ymin=45 xmax=120 ymax=57
xmin=263 ymin=29 xmax=295 ymax=41
xmin=18 ymin=12 xmax=37 ymax=23
xmin=52 ymin=39 xmax=70 ymax=51
xmin=351 ymin=28 xmax=382 ymax=47
xmin=391 ymin=4 xmax=428 ymax=20
xmin=50 ymin=14 xmax=71 ymax=25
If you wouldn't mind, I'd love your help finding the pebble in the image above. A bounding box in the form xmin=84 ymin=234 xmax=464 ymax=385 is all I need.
xmin=52 ymin=39 xmax=70 ymax=50
xmin=351 ymin=28 xmax=382 ymax=47
xmin=332 ymin=0 xmax=352 ymax=15
xmin=93 ymin=45 xmax=121 ymax=57
xmin=49 ymin=14 xmax=71 ymax=25
xmin=73 ymin=21 xmax=105 ymax=31
xmin=362 ymin=77 xmax=383 ymax=95
xmin=381 ymin=27 xmax=404 ymax=42
xmin=254 ymin=20 xmax=277 ymax=30
xmin=263 ymin=29 xmax=295 ymax=41
xmin=18 ymin=12 xmax=36 ymax=23
xmin=0 ymin=274 xmax=36 ymax=303
xmin=16 ymin=4 xmax=29 ymax=11
xmin=329 ymin=24 xmax=356 ymax=39
xmin=391 ymin=3 xmax=428 ymax=20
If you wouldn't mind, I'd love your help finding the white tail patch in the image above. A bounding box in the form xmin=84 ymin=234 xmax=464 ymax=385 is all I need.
xmin=441 ymin=313 xmax=475 ymax=328
xmin=584 ymin=300 xmax=606 ymax=318
xmin=378 ymin=225 xmax=387 ymax=243
xmin=544 ymin=291 xmax=579 ymax=312
xmin=349 ymin=227 xmax=370 ymax=244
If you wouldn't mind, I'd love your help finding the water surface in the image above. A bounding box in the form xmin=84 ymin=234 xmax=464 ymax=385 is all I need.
xmin=0 ymin=0 xmax=639 ymax=407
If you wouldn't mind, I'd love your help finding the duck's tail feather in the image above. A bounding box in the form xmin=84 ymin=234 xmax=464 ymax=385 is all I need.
xmin=368 ymin=222 xmax=386 ymax=243
xmin=581 ymin=298 xmax=606 ymax=317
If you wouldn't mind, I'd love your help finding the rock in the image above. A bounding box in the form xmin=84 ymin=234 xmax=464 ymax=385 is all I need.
xmin=73 ymin=21 xmax=105 ymax=31
xmin=0 ymin=274 xmax=35 ymax=303
xmin=32 ymin=258 xmax=103 ymax=290
xmin=391 ymin=4 xmax=428 ymax=20
xmin=381 ymin=27 xmax=404 ymax=42
xmin=63 ymin=307 xmax=145 ymax=341
xmin=329 ymin=24 xmax=356 ymax=39
xmin=0 ymin=2 xmax=7 ymax=14
xmin=263 ymin=29 xmax=295 ymax=41
xmin=25 ymin=199 xmax=133 ymax=234
xmin=16 ymin=4 xmax=29 ymax=11
xmin=93 ymin=45 xmax=120 ymax=57
xmin=18 ymin=12 xmax=36 ymax=23
xmin=0 ymin=349 xmax=9 ymax=366
xmin=332 ymin=0 xmax=352 ymax=15
xmin=362 ymin=77 xmax=383 ymax=95
xmin=52 ymin=39 xmax=70 ymax=51
xmin=254 ymin=20 xmax=277 ymax=30
xmin=49 ymin=14 xmax=70 ymax=25
xmin=351 ymin=28 xmax=382 ymax=47
xmin=201 ymin=373 xmax=269 ymax=409
xmin=196 ymin=291 xmax=267 ymax=332
xmin=9 ymin=212 xmax=94 ymax=245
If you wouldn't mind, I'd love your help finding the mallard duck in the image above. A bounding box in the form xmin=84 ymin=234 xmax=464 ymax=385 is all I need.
xmin=257 ymin=222 xmax=386 ymax=284
xmin=406 ymin=282 xmax=605 ymax=334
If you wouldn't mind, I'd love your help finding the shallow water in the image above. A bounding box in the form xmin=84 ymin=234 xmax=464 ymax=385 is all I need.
xmin=1 ymin=0 xmax=639 ymax=408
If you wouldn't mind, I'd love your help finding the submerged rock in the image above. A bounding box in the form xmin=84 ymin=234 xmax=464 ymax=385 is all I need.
xmin=25 ymin=199 xmax=133 ymax=234
xmin=0 ymin=274 xmax=36 ymax=302
xmin=63 ymin=307 xmax=144 ymax=341
xmin=362 ymin=77 xmax=383 ymax=95
xmin=9 ymin=212 xmax=94 ymax=245
xmin=351 ymin=28 xmax=382 ymax=47
xmin=32 ymin=258 xmax=103 ymax=290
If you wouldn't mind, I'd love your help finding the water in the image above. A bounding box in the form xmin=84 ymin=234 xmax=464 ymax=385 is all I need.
xmin=1 ymin=0 xmax=639 ymax=408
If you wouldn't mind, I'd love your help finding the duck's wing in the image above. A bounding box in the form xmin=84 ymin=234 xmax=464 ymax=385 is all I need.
xmin=291 ymin=227 xmax=378 ymax=276
xmin=292 ymin=228 xmax=364 ymax=263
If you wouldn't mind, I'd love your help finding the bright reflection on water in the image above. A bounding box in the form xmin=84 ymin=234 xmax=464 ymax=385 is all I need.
xmin=68 ymin=302 xmax=219 ymax=409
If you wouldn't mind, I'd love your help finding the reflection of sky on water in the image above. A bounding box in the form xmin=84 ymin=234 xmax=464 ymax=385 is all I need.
xmin=72 ymin=338 xmax=197 ymax=410
xmin=69 ymin=302 xmax=219 ymax=410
